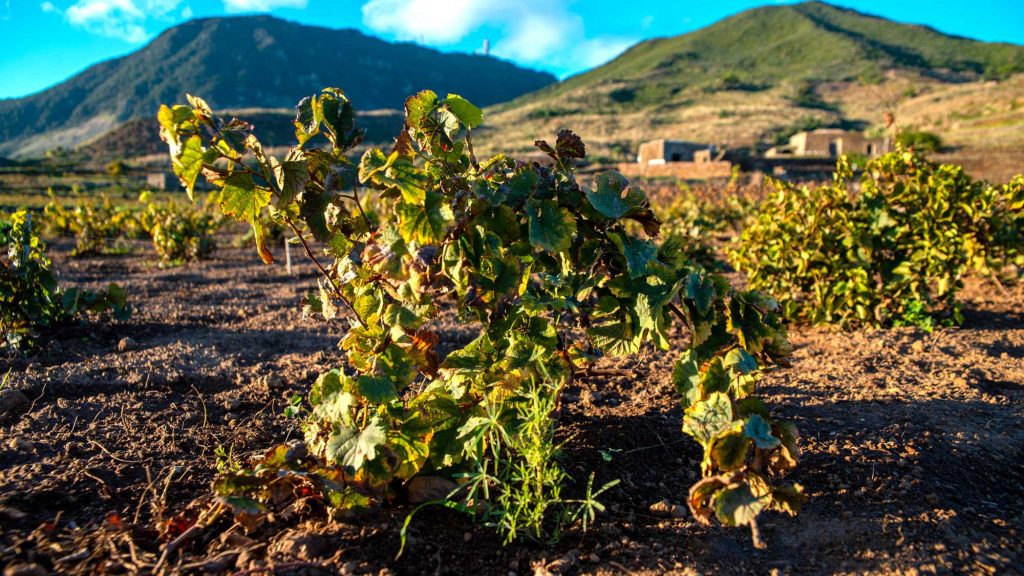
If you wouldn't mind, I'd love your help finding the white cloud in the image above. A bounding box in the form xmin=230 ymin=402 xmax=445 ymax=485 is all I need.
xmin=222 ymin=0 xmax=307 ymax=12
xmin=51 ymin=0 xmax=182 ymax=43
xmin=361 ymin=0 xmax=634 ymax=76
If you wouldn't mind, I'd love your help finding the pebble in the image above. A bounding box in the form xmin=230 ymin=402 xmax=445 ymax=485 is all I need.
xmin=910 ymin=340 xmax=925 ymax=353
xmin=0 ymin=389 xmax=29 ymax=419
xmin=117 ymin=337 xmax=137 ymax=352
xmin=649 ymin=499 xmax=673 ymax=516
xmin=340 ymin=561 xmax=359 ymax=575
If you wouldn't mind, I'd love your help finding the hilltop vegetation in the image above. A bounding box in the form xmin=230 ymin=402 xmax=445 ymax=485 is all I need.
xmin=482 ymin=1 xmax=1024 ymax=163
xmin=0 ymin=15 xmax=553 ymax=158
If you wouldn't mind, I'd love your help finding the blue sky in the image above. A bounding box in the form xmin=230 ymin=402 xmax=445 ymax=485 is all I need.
xmin=1 ymin=0 xmax=1022 ymax=99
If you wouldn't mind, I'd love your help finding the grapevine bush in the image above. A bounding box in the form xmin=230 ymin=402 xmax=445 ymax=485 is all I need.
xmin=161 ymin=89 xmax=804 ymax=547
xmin=1 ymin=210 xmax=130 ymax=350
xmin=730 ymin=152 xmax=1024 ymax=329
xmin=137 ymin=191 xmax=222 ymax=265
xmin=44 ymin=192 xmax=141 ymax=256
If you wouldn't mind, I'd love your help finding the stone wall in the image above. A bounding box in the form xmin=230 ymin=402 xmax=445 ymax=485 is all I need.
xmin=615 ymin=161 xmax=733 ymax=180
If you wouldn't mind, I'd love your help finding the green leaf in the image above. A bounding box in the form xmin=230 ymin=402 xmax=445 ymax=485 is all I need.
xmin=682 ymin=392 xmax=733 ymax=445
xmin=769 ymin=484 xmax=806 ymax=516
xmin=220 ymin=173 xmax=271 ymax=224
xmin=355 ymin=375 xmax=398 ymax=404
xmin=388 ymin=155 xmax=428 ymax=204
xmin=724 ymin=348 xmax=758 ymax=375
xmin=743 ymin=414 xmax=781 ymax=449
xmin=358 ymin=148 xmax=389 ymax=183
xmin=527 ymin=199 xmax=576 ymax=254
xmin=711 ymin=431 xmax=749 ymax=471
xmin=328 ymin=417 xmax=388 ymax=472
xmin=272 ymin=155 xmax=309 ymax=207
xmin=405 ymin=90 xmax=438 ymax=130
xmin=445 ymin=94 xmax=483 ymax=128
xmin=713 ymin=482 xmax=769 ymax=527
xmin=586 ymin=171 xmax=645 ymax=219
xmin=609 ymin=232 xmax=657 ymax=278
xmin=672 ymin=350 xmax=702 ymax=408
xmin=397 ymin=191 xmax=452 ymax=245
xmin=686 ymin=272 xmax=716 ymax=315
xmin=586 ymin=320 xmax=640 ymax=356
xmin=171 ymin=135 xmax=207 ymax=200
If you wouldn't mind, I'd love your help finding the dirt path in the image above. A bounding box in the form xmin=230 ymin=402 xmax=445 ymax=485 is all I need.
xmin=1 ymin=244 xmax=1022 ymax=575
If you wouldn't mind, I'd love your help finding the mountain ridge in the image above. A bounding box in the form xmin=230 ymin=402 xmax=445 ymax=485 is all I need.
xmin=0 ymin=15 xmax=555 ymax=157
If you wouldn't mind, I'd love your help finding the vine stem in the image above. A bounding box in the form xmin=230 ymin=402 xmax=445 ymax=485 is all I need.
xmin=283 ymin=217 xmax=365 ymax=329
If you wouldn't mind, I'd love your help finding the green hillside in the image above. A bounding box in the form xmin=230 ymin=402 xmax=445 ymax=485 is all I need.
xmin=498 ymin=1 xmax=1024 ymax=112
xmin=482 ymin=1 xmax=1024 ymax=162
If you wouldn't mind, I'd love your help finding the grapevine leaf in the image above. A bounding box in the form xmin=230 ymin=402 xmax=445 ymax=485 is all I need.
xmin=682 ymin=392 xmax=733 ymax=446
xmin=405 ymin=90 xmax=438 ymax=130
xmin=527 ymin=199 xmax=576 ymax=254
xmin=328 ymin=417 xmax=388 ymax=472
xmin=609 ymin=232 xmax=657 ymax=278
xmin=397 ymin=191 xmax=452 ymax=245
xmin=555 ymin=129 xmax=586 ymax=160
xmin=388 ymin=155 xmax=428 ymax=204
xmin=445 ymin=94 xmax=483 ymax=128
xmin=769 ymin=484 xmax=806 ymax=516
xmin=358 ymin=148 xmax=389 ymax=183
xmin=586 ymin=320 xmax=640 ymax=356
xmin=220 ymin=173 xmax=270 ymax=224
xmin=355 ymin=375 xmax=398 ymax=404
xmin=586 ymin=172 xmax=632 ymax=219
xmin=711 ymin=431 xmax=749 ymax=471
xmin=712 ymin=482 xmax=770 ymax=528
xmin=742 ymin=414 xmax=781 ymax=449
xmin=171 ymin=135 xmax=208 ymax=200
xmin=686 ymin=272 xmax=716 ymax=315
xmin=672 ymin=350 xmax=702 ymax=408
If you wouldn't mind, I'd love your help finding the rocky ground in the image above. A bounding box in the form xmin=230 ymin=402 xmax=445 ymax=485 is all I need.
xmin=1 ymin=242 xmax=1022 ymax=575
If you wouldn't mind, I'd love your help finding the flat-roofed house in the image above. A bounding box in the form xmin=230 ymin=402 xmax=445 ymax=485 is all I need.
xmin=765 ymin=129 xmax=891 ymax=158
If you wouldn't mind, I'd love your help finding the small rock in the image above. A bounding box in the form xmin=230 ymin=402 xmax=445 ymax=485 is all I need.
xmin=649 ymin=499 xmax=672 ymax=516
xmin=117 ymin=337 xmax=137 ymax=352
xmin=3 ymin=563 xmax=47 ymax=576
xmin=463 ymin=532 xmax=472 ymax=543
xmin=587 ymin=553 xmax=600 ymax=563
xmin=545 ymin=551 xmax=577 ymax=574
xmin=340 ymin=561 xmax=359 ymax=575
xmin=0 ymin=389 xmax=29 ymax=420
xmin=224 ymin=397 xmax=242 ymax=411
xmin=7 ymin=437 xmax=34 ymax=452
xmin=406 ymin=475 xmax=458 ymax=503
xmin=260 ymin=374 xmax=286 ymax=390
xmin=670 ymin=504 xmax=687 ymax=519
xmin=910 ymin=340 xmax=925 ymax=353
xmin=272 ymin=530 xmax=331 ymax=560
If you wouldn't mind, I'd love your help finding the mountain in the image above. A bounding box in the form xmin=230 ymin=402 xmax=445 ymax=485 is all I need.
xmin=0 ymin=15 xmax=555 ymax=158
xmin=481 ymin=1 xmax=1024 ymax=163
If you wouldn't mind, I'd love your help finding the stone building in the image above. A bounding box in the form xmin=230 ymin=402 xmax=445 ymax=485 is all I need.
xmin=637 ymin=139 xmax=717 ymax=164
xmin=146 ymin=172 xmax=177 ymax=191
xmin=765 ymin=129 xmax=891 ymax=158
